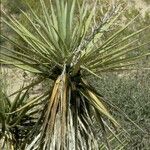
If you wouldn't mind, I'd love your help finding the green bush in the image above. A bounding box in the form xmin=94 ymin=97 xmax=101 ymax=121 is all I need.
xmin=89 ymin=70 xmax=150 ymax=149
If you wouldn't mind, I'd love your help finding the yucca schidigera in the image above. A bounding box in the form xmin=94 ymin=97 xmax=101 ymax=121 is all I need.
xmin=0 ymin=0 xmax=150 ymax=149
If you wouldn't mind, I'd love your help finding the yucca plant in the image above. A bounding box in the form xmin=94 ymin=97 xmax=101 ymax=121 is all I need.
xmin=0 ymin=0 xmax=150 ymax=149
xmin=0 ymin=75 xmax=50 ymax=150
xmin=0 ymin=87 xmax=43 ymax=150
